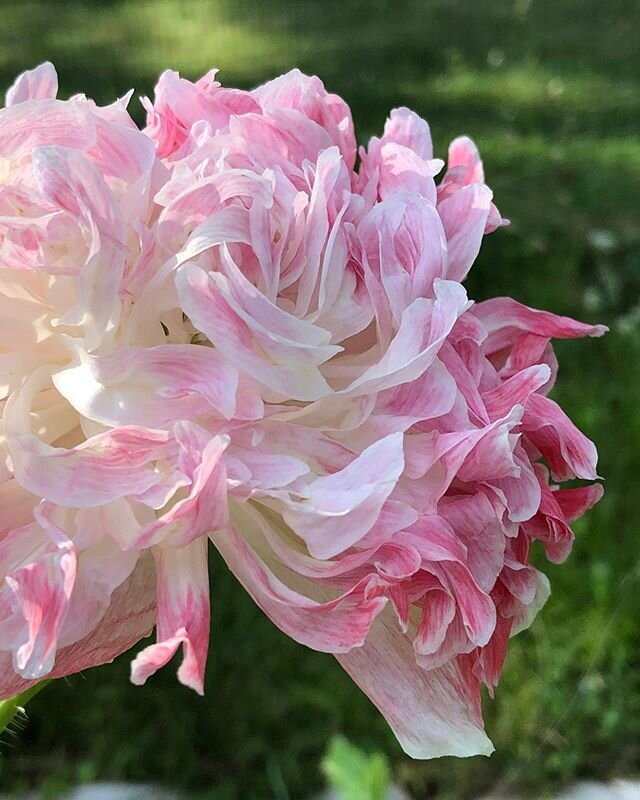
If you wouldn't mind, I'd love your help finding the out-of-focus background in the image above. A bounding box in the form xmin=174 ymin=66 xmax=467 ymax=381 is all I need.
xmin=1 ymin=1 xmax=639 ymax=798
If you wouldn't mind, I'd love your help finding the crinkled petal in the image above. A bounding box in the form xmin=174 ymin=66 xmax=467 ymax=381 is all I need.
xmin=4 ymin=517 xmax=75 ymax=679
xmin=135 ymin=426 xmax=229 ymax=549
xmin=130 ymin=538 xmax=210 ymax=694
xmin=0 ymin=554 xmax=155 ymax=701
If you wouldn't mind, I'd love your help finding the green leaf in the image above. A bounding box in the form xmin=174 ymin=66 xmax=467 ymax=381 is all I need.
xmin=322 ymin=736 xmax=391 ymax=800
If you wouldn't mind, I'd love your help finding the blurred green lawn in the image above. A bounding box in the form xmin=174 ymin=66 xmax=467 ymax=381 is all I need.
xmin=1 ymin=1 xmax=639 ymax=798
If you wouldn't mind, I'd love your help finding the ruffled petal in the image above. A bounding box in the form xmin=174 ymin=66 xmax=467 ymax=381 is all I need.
xmin=475 ymin=297 xmax=608 ymax=355
xmin=281 ymin=432 xmax=405 ymax=559
xmin=135 ymin=425 xmax=229 ymax=548
xmin=176 ymin=262 xmax=338 ymax=401
xmin=214 ymin=521 xmax=386 ymax=653
xmin=523 ymin=393 xmax=599 ymax=481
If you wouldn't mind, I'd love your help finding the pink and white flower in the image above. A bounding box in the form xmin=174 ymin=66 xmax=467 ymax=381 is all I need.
xmin=0 ymin=63 xmax=605 ymax=758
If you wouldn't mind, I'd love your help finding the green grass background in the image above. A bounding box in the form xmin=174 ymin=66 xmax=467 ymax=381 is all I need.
xmin=0 ymin=0 xmax=639 ymax=797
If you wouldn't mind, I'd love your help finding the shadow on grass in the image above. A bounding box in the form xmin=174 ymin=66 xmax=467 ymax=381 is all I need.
xmin=2 ymin=0 xmax=639 ymax=237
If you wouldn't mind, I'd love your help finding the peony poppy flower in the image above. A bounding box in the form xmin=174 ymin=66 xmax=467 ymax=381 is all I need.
xmin=0 ymin=63 xmax=605 ymax=758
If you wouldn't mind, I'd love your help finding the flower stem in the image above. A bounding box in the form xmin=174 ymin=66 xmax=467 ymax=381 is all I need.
xmin=0 ymin=681 xmax=50 ymax=734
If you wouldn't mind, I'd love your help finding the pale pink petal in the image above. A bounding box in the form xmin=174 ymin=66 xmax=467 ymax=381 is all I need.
xmin=53 ymin=344 xmax=261 ymax=427
xmin=350 ymin=500 xmax=418 ymax=551
xmin=482 ymin=364 xmax=551 ymax=420
xmin=438 ymin=136 xmax=508 ymax=233
xmin=487 ymin=447 xmax=542 ymax=523
xmin=253 ymin=69 xmax=356 ymax=167
xmin=25 ymin=502 xmax=142 ymax=650
xmin=345 ymin=280 xmax=470 ymax=397
xmin=438 ymin=342 xmax=489 ymax=425
xmin=404 ymin=407 xmax=523 ymax=504
xmin=295 ymin=147 xmax=350 ymax=316
xmin=438 ymin=184 xmax=493 ymax=282
xmin=456 ymin=412 xmax=523 ymax=484
xmin=143 ymin=69 xmax=259 ymax=159
xmin=446 ymin=136 xmax=485 ymax=184
xmin=156 ymin=169 xmax=274 ymax=253
xmin=32 ymin=146 xmax=126 ymax=348
xmin=0 ymin=100 xmax=94 ymax=160
xmin=358 ymin=193 xmax=448 ymax=324
xmin=176 ymin=263 xmax=338 ymax=401
xmin=6 ymin=372 xmax=170 ymax=505
xmin=5 ymin=62 xmax=59 ymax=106
xmin=375 ymin=144 xmax=441 ymax=202
xmin=402 ymin=516 xmax=468 ymax=564
xmin=509 ymin=568 xmax=551 ymax=635
xmin=357 ymin=360 xmax=457 ymax=442
xmin=403 ymin=519 xmax=496 ymax=646
xmin=501 ymin=556 xmax=541 ymax=605
xmin=226 ymin=110 xmax=335 ymax=178
xmin=337 ymin=612 xmax=494 ymax=758
xmin=226 ymin=445 xmax=310 ymax=495
xmin=281 ymin=432 xmax=405 ymax=559
xmin=439 ymin=493 xmax=505 ymax=593
xmin=256 ymin=507 xmax=416 ymax=583
xmin=381 ymin=107 xmax=435 ymax=161
xmin=358 ymin=107 xmax=442 ymax=202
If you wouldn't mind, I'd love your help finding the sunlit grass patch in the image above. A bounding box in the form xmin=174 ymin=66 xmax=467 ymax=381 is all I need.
xmin=418 ymin=66 xmax=640 ymax=115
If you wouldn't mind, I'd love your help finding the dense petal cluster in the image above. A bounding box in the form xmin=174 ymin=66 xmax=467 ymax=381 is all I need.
xmin=0 ymin=63 xmax=604 ymax=757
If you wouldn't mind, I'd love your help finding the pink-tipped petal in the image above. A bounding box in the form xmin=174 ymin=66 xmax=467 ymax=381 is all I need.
xmin=523 ymin=393 xmax=599 ymax=481
xmin=4 ymin=521 xmax=76 ymax=679
xmin=214 ymin=522 xmax=386 ymax=653
xmin=130 ymin=538 xmax=210 ymax=694
xmin=475 ymin=297 xmax=608 ymax=354
xmin=0 ymin=554 xmax=156 ymax=701
xmin=135 ymin=426 xmax=229 ymax=549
